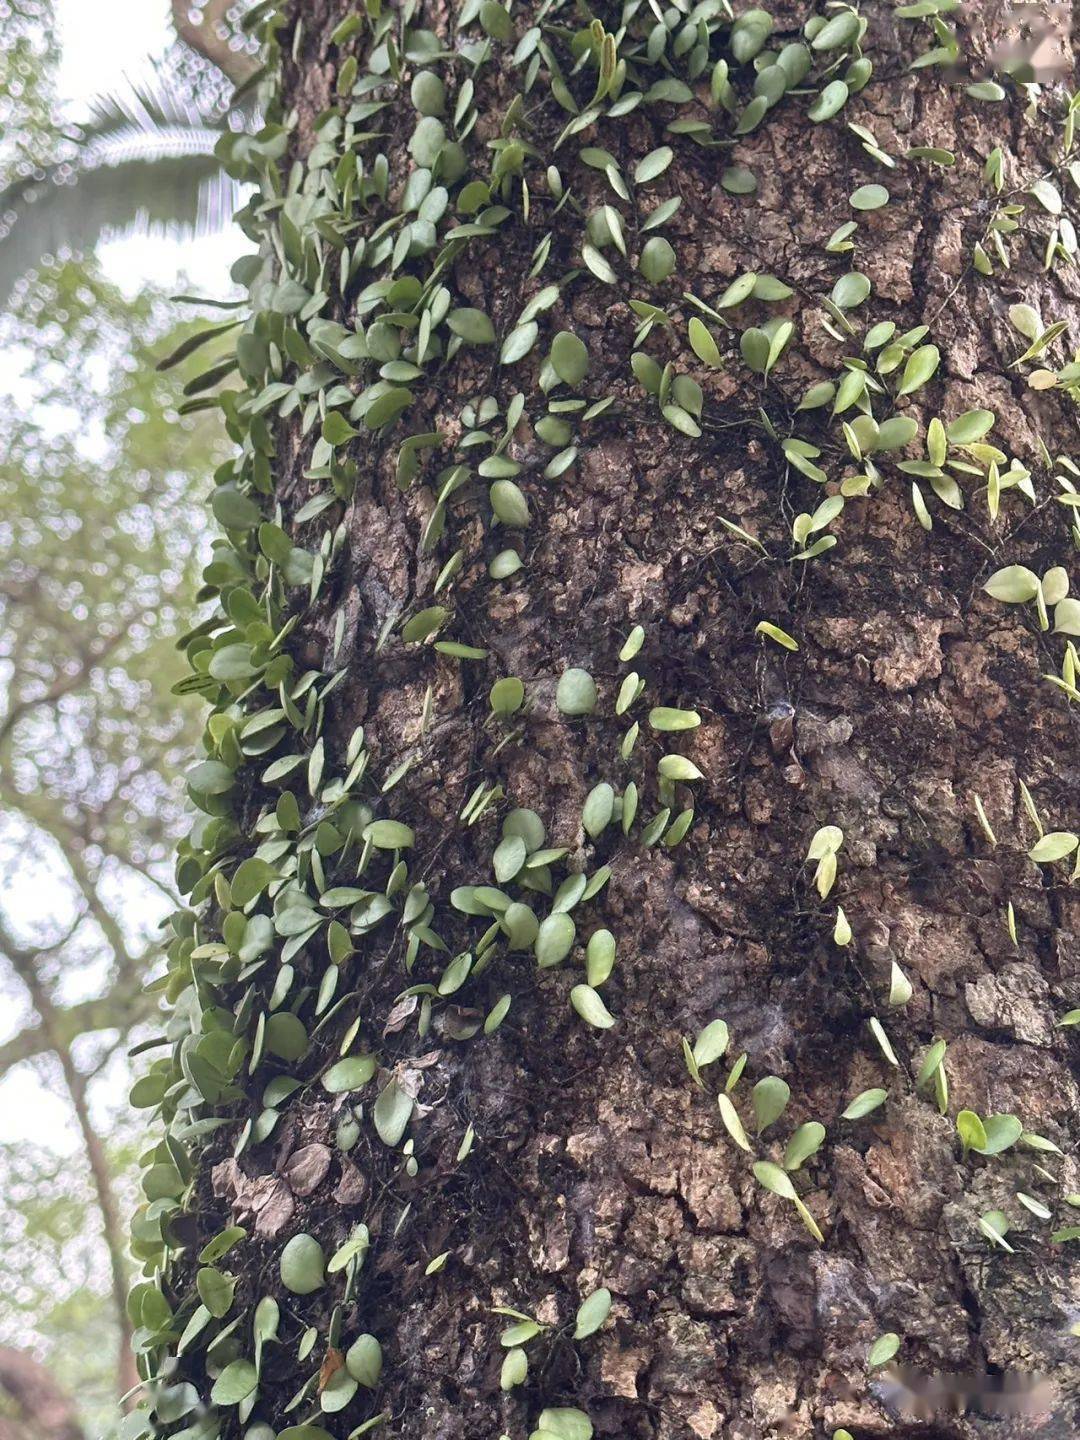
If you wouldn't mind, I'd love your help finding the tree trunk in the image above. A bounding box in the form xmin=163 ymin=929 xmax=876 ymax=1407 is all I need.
xmin=137 ymin=5 xmax=1080 ymax=1440
xmin=56 ymin=1051 xmax=141 ymax=1406
xmin=0 ymin=1347 xmax=84 ymax=1440
xmin=1 ymin=935 xmax=139 ymax=1405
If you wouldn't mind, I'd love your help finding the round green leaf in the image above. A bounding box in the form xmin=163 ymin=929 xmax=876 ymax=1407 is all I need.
xmin=494 ymin=833 xmax=528 ymax=883
xmin=230 ymin=857 xmax=277 ymax=907
xmin=657 ymin=754 xmax=703 ymax=781
xmin=722 ymin=165 xmax=757 ymax=194
xmin=490 ymin=548 xmax=523 ymax=579
xmin=586 ymin=929 xmax=616 ymax=986
xmin=634 ymin=146 xmax=673 ymax=184
xmin=1028 ymin=832 xmax=1078 ymax=863
xmin=373 ymin=1078 xmax=414 ymax=1147
xmin=957 ymin=1110 xmax=988 ymax=1155
xmin=322 ymin=1055 xmax=377 ymax=1093
xmin=812 ymin=10 xmax=861 ymax=49
xmin=500 ymin=321 xmax=539 ymax=365
xmin=402 ymin=606 xmax=447 ymax=643
xmin=947 ymin=408 xmax=995 ymax=444
xmin=976 ymin=1113 xmax=1023 ymax=1155
xmin=752 ymin=1160 xmax=796 ymax=1199
xmin=897 ymin=343 xmax=941 ymax=396
xmin=876 ymin=416 xmax=918 ymax=450
xmin=279 ymin=1233 xmax=325 ymax=1295
xmin=536 ymin=1407 xmax=594 ymax=1440
xmin=730 ymin=8 xmax=773 ymax=62
xmin=692 ymin=1019 xmax=729 ymax=1066
xmin=346 ymin=1333 xmax=383 ymax=1388
xmin=831 ymin=271 xmax=871 ymax=309
xmin=363 ymin=820 xmax=415 ymax=849
xmin=490 ymin=479 xmax=531 ymax=528
xmin=504 ymin=807 xmax=545 ymax=849
xmin=649 ymin=706 xmax=701 ymax=732
xmin=842 ymin=1088 xmax=887 ymax=1120
xmin=479 ymin=0 xmax=512 ymax=39
xmin=501 ymin=1346 xmax=528 ymax=1390
xmin=196 ymin=1267 xmax=235 ymax=1319
xmin=868 ymin=1332 xmax=900 ymax=1368
xmin=210 ymin=1359 xmax=257 ymax=1407
xmin=264 ymin=1012 xmax=308 ymax=1062
xmin=409 ymin=115 xmax=446 ymax=167
xmin=447 ymin=308 xmax=495 ymax=344
xmin=212 ymin=484 xmax=261 ymax=531
xmin=320 ymin=1369 xmax=358 ymax=1413
xmin=582 ymin=783 xmax=614 ymax=838
xmin=984 ymin=565 xmax=1040 ymax=603
xmin=485 ymin=994 xmax=513 ymax=1033
xmin=688 ymin=317 xmax=722 ymax=367
xmin=573 ymin=1287 xmax=612 ymax=1339
xmin=850 ymin=184 xmax=889 ymax=210
xmin=535 ymin=912 xmax=575 ymax=967
xmin=503 ymin=902 xmax=540 ymax=950
xmin=808 ymin=79 xmax=849 ymax=122
xmin=490 ymin=676 xmax=525 ymax=715
xmin=1054 ymin=598 xmax=1080 ymax=636
xmin=411 ymin=70 xmax=446 ymax=116
xmin=556 ymin=667 xmax=597 ymax=715
xmin=570 ymin=983 xmax=615 ymax=1029
xmin=363 ymin=387 xmax=412 ymax=429
xmin=639 ymin=237 xmax=675 ymax=283
xmin=783 ymin=1121 xmax=826 ymax=1171
xmin=550 ymin=331 xmax=590 ymax=385
xmin=752 ymin=1075 xmax=790 ymax=1133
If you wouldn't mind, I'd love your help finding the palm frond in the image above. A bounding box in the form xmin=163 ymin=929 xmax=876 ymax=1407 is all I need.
xmin=0 ymin=77 xmax=243 ymax=306
xmin=79 ymin=64 xmax=228 ymax=138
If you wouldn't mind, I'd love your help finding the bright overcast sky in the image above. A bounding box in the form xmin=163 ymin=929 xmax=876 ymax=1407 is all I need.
xmin=0 ymin=0 xmax=243 ymax=1147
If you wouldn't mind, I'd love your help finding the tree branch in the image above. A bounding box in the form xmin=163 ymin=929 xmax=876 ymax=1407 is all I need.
xmin=0 ymin=1347 xmax=84 ymax=1440
xmin=0 ymin=989 xmax=156 ymax=1078
xmin=0 ymin=626 xmax=127 ymax=749
xmin=0 ymin=916 xmax=140 ymax=1403
xmin=171 ymin=0 xmax=260 ymax=86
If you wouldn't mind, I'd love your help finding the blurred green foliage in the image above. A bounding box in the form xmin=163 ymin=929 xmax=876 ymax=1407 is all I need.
xmin=0 ymin=1132 xmax=140 ymax=1435
xmin=0 ymin=5 xmax=235 ymax=1430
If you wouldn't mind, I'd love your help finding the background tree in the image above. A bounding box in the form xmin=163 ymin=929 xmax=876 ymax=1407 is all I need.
xmin=0 ymin=1132 xmax=143 ymax=1439
xmin=0 ymin=4 xmax=242 ymax=1426
xmin=127 ymin=4 xmax=1080 ymax=1440
xmin=0 ymin=1343 xmax=85 ymax=1440
xmin=0 ymin=253 xmax=232 ymax=1410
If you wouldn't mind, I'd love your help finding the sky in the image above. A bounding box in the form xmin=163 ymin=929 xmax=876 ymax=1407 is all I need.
xmin=0 ymin=0 xmax=244 ymax=1149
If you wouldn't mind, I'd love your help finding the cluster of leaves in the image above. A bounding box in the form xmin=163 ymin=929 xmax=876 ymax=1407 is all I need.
xmin=120 ymin=1 xmax=1080 ymax=1438
xmin=124 ymin=1 xmax=818 ymax=1434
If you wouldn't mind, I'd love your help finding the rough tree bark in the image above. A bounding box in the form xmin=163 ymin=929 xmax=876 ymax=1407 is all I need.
xmin=136 ymin=5 xmax=1080 ymax=1440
